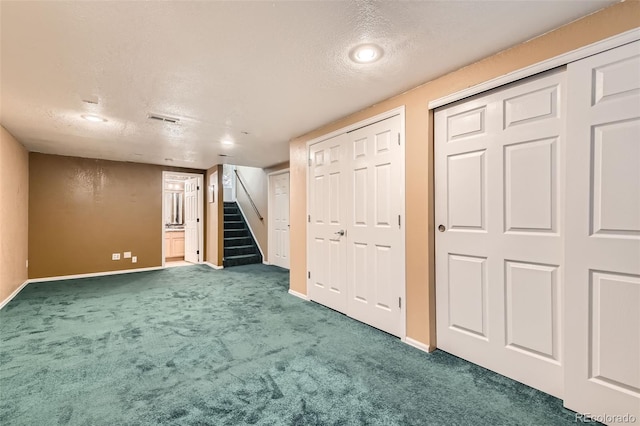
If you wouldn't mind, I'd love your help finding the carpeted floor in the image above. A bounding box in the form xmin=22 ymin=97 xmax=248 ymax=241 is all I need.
xmin=1 ymin=264 xmax=583 ymax=425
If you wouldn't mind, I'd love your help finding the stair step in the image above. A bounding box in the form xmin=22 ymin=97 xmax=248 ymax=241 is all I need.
xmin=223 ymin=253 xmax=262 ymax=267
xmin=224 ymin=245 xmax=258 ymax=257
xmin=224 ymin=229 xmax=249 ymax=238
xmin=223 ymin=236 xmax=253 ymax=247
xmin=224 ymin=221 xmax=245 ymax=230
xmin=224 ymin=214 xmax=242 ymax=222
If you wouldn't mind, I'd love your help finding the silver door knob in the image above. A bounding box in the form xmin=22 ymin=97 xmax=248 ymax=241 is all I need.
xmin=438 ymin=225 xmax=446 ymax=232
xmin=335 ymin=230 xmax=345 ymax=236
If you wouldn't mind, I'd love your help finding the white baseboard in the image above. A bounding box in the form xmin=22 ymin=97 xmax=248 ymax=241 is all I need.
xmin=288 ymin=288 xmax=309 ymax=301
xmin=262 ymin=261 xmax=270 ymax=265
xmin=28 ymin=266 xmax=164 ymax=283
xmin=0 ymin=279 xmax=30 ymax=310
xmin=204 ymin=262 xmax=224 ymax=270
xmin=404 ymin=336 xmax=432 ymax=353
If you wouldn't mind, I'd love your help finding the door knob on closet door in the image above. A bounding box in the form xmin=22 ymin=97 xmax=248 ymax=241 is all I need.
xmin=335 ymin=230 xmax=345 ymax=236
xmin=438 ymin=225 xmax=446 ymax=232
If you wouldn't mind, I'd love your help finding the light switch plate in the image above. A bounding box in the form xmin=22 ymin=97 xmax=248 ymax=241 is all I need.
xmin=124 ymin=252 xmax=132 ymax=259
xmin=112 ymin=253 xmax=121 ymax=260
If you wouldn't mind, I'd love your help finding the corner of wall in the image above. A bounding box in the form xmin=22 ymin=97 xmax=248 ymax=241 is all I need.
xmin=0 ymin=126 xmax=29 ymax=307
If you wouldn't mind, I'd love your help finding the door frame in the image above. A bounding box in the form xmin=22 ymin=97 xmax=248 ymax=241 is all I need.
xmin=267 ymin=168 xmax=290 ymax=268
xmin=162 ymin=171 xmax=205 ymax=267
xmin=305 ymin=106 xmax=407 ymax=341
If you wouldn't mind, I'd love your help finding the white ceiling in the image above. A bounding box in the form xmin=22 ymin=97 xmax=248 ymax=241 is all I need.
xmin=1 ymin=0 xmax=616 ymax=170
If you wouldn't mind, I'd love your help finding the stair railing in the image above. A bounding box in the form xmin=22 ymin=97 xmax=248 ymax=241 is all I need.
xmin=234 ymin=169 xmax=264 ymax=221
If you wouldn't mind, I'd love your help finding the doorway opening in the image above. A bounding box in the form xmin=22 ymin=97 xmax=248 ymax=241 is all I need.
xmin=162 ymin=171 xmax=204 ymax=268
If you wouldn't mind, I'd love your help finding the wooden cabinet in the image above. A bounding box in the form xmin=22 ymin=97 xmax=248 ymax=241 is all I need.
xmin=165 ymin=231 xmax=185 ymax=259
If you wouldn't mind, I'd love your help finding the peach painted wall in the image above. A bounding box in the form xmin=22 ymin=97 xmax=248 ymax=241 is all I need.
xmin=0 ymin=126 xmax=29 ymax=305
xmin=289 ymin=1 xmax=640 ymax=349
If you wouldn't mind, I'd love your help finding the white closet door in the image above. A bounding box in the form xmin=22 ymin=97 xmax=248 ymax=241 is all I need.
xmin=184 ymin=177 xmax=200 ymax=263
xmin=435 ymin=70 xmax=565 ymax=397
xmin=270 ymin=172 xmax=290 ymax=269
xmin=564 ymin=40 xmax=640 ymax=424
xmin=346 ymin=115 xmax=404 ymax=337
xmin=308 ymin=134 xmax=348 ymax=314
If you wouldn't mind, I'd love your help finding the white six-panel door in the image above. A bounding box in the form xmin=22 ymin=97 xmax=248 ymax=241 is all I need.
xmin=184 ymin=177 xmax=200 ymax=263
xmin=269 ymin=172 xmax=290 ymax=269
xmin=435 ymin=70 xmax=566 ymax=398
xmin=346 ymin=116 xmax=404 ymax=336
xmin=564 ymin=41 xmax=640 ymax=424
xmin=308 ymin=114 xmax=405 ymax=337
xmin=309 ymin=134 xmax=349 ymax=314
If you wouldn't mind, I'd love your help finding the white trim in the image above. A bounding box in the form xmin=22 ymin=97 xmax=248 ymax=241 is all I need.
xmin=404 ymin=337 xmax=432 ymax=354
xmin=306 ymin=106 xmax=407 ymax=340
xmin=235 ymin=200 xmax=266 ymax=260
xmin=428 ymin=28 xmax=640 ymax=110
xmin=27 ymin=266 xmax=165 ymax=284
xmin=204 ymin=261 xmax=224 ymax=270
xmin=162 ymin=171 xmax=205 ymax=267
xmin=305 ymin=106 xmax=407 ymax=149
xmin=267 ymin=169 xmax=291 ymax=269
xmin=0 ymin=280 xmax=30 ymax=310
xmin=288 ymin=288 xmax=309 ymax=301
xmin=263 ymin=261 xmax=270 ymax=265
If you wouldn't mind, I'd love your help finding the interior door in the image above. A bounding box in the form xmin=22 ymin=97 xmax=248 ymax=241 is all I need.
xmin=435 ymin=70 xmax=566 ymax=397
xmin=184 ymin=177 xmax=200 ymax=263
xmin=564 ymin=41 xmax=640 ymax=424
xmin=346 ymin=115 xmax=404 ymax=337
xmin=270 ymin=172 xmax=290 ymax=269
xmin=308 ymin=134 xmax=348 ymax=314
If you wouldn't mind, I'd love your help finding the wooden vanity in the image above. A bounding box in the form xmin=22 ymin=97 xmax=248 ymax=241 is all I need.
xmin=165 ymin=230 xmax=185 ymax=260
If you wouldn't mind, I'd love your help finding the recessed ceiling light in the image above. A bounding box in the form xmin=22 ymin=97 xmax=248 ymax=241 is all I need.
xmin=221 ymin=139 xmax=234 ymax=146
xmin=350 ymin=44 xmax=383 ymax=64
xmin=81 ymin=114 xmax=107 ymax=123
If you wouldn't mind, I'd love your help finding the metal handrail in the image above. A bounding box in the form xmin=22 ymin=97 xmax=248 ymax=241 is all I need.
xmin=234 ymin=169 xmax=264 ymax=221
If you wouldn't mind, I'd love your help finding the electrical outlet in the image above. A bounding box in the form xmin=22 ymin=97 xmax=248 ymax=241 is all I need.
xmin=132 ymin=256 xmax=137 ymax=263
xmin=112 ymin=253 xmax=121 ymax=261
xmin=123 ymin=251 xmax=132 ymax=259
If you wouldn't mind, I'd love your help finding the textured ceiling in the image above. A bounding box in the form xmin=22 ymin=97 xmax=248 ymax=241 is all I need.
xmin=0 ymin=0 xmax=616 ymax=170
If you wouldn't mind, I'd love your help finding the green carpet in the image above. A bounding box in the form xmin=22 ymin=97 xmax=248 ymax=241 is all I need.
xmin=1 ymin=264 xmax=583 ymax=425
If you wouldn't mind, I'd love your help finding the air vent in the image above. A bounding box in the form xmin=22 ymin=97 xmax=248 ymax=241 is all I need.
xmin=148 ymin=113 xmax=180 ymax=124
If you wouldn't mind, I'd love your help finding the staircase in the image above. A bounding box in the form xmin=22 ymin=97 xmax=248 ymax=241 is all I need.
xmin=223 ymin=202 xmax=262 ymax=267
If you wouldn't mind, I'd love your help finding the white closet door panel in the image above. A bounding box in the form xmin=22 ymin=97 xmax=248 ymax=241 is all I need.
xmin=346 ymin=115 xmax=404 ymax=337
xmin=436 ymin=69 xmax=565 ymax=398
xmin=564 ymin=40 xmax=640 ymax=425
xmin=308 ymin=135 xmax=348 ymax=314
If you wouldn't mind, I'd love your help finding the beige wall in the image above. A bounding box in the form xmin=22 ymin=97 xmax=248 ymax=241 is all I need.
xmin=289 ymin=1 xmax=640 ymax=349
xmin=28 ymin=153 xmax=204 ymax=279
xmin=0 ymin=126 xmax=29 ymax=305
xmin=206 ymin=165 xmax=224 ymax=266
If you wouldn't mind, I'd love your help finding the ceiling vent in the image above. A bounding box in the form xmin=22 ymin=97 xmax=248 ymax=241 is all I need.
xmin=148 ymin=113 xmax=180 ymax=124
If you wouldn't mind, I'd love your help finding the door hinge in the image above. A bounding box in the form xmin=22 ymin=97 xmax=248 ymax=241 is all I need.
xmin=308 ymin=158 xmax=312 ymax=166
xmin=399 ymin=297 xmax=402 ymax=308
xmin=397 ymin=133 xmax=401 ymax=145
xmin=308 ymin=271 xmax=311 ymax=279
xmin=197 ymin=250 xmax=200 ymax=255
xmin=398 ymin=215 xmax=401 ymax=228
xmin=308 ymin=215 xmax=311 ymax=223
xmin=197 ymin=218 xmax=200 ymax=223
xmin=197 ymin=186 xmax=200 ymax=190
